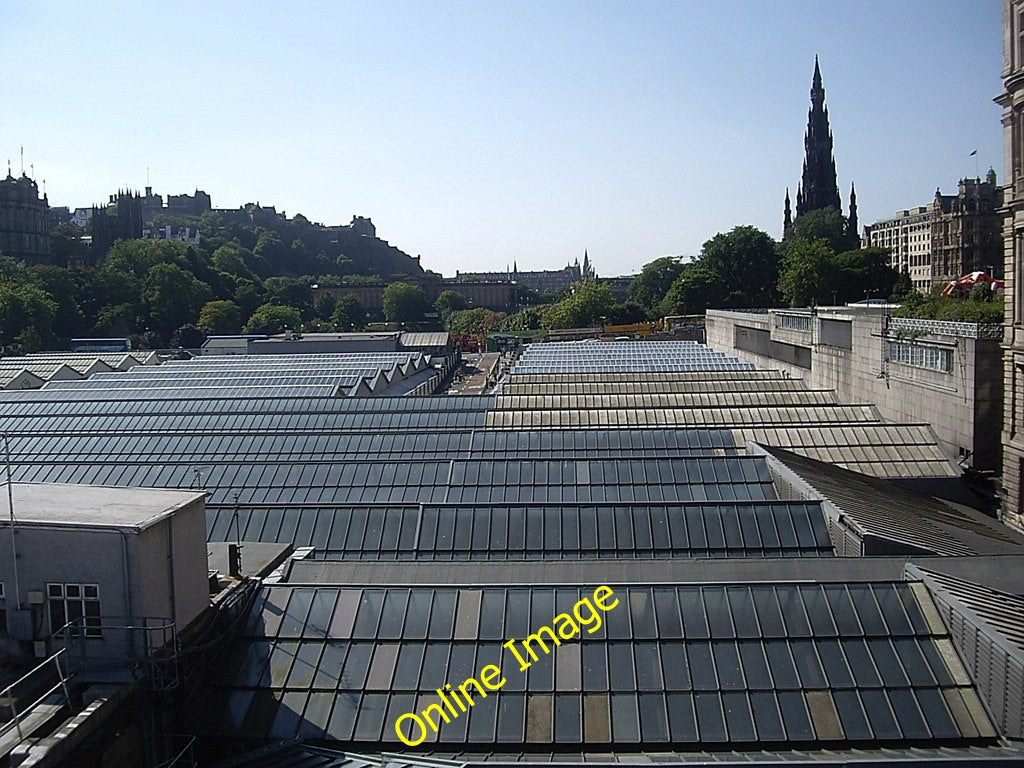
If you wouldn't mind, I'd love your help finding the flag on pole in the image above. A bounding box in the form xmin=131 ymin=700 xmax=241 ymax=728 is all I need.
xmin=970 ymin=149 xmax=978 ymax=156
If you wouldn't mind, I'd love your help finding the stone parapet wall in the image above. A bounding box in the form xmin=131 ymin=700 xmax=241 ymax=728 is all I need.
xmin=891 ymin=317 xmax=1004 ymax=340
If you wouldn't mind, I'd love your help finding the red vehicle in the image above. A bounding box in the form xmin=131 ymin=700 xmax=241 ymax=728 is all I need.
xmin=940 ymin=271 xmax=1005 ymax=297
xmin=454 ymin=333 xmax=481 ymax=353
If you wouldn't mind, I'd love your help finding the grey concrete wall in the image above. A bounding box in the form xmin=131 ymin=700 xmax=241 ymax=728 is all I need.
xmin=171 ymin=498 xmax=211 ymax=630
xmin=0 ymin=498 xmax=210 ymax=662
xmin=0 ymin=526 xmax=131 ymax=658
xmin=136 ymin=498 xmax=210 ymax=634
xmin=707 ymin=309 xmax=1002 ymax=472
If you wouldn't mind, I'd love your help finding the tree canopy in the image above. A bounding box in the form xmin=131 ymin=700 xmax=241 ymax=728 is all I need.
xmin=434 ymin=289 xmax=468 ymax=315
xmin=786 ymin=207 xmax=851 ymax=252
xmin=628 ymin=226 xmax=780 ymax=318
xmin=243 ymin=303 xmax=302 ymax=334
xmin=697 ymin=226 xmax=779 ymax=307
xmin=330 ymin=294 xmax=368 ymax=331
xmin=542 ymin=279 xmax=615 ymax=329
xmin=778 ymin=239 xmax=900 ymax=307
xmin=627 ymin=256 xmax=686 ymax=315
xmin=660 ymin=264 xmax=727 ymax=316
xmin=446 ymin=307 xmax=503 ymax=335
xmin=142 ymin=262 xmax=214 ymax=340
xmin=198 ymin=300 xmax=242 ymax=334
xmin=0 ymin=280 xmax=58 ymax=353
xmin=383 ymin=282 xmax=429 ymax=323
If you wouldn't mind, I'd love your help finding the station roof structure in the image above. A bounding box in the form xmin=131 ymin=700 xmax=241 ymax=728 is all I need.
xmin=0 ymin=340 xmax=1019 ymax=762
xmin=34 ymin=352 xmax=437 ymax=398
xmin=0 ymin=350 xmax=156 ymax=390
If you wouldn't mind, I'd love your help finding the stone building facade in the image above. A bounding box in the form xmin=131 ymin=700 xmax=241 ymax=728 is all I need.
xmin=459 ymin=252 xmax=596 ymax=295
xmin=863 ymin=205 xmax=935 ymax=292
xmin=930 ymin=172 xmax=1004 ymax=285
xmin=862 ymin=174 xmax=1003 ymax=293
xmin=0 ymin=171 xmax=50 ymax=263
xmin=314 ymin=272 xmax=517 ymax=313
xmin=998 ymin=0 xmax=1024 ymax=528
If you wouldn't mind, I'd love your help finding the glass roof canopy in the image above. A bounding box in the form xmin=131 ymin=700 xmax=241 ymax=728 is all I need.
xmin=0 ymin=340 xmax=1012 ymax=759
xmin=205 ymin=501 xmax=834 ymax=560
xmin=199 ymin=581 xmax=992 ymax=748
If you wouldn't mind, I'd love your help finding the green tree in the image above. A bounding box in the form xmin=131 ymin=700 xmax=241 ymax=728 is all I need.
xmin=253 ymin=230 xmax=287 ymax=265
xmin=661 ymin=264 xmax=727 ymax=316
xmin=330 ymin=294 xmax=368 ymax=331
xmin=244 ymin=303 xmax=302 ymax=334
xmin=495 ymin=306 xmax=544 ymax=332
xmin=198 ymin=299 xmax=243 ymax=334
xmin=15 ymin=326 xmax=43 ymax=353
xmin=383 ymin=282 xmax=429 ymax=323
xmin=605 ymin=301 xmax=648 ymax=325
xmin=447 ymin=307 xmax=502 ymax=335
xmin=264 ymin=277 xmax=314 ymax=320
xmin=137 ymin=330 xmax=164 ymax=350
xmin=170 ymin=324 xmax=208 ymax=349
xmin=75 ymin=266 xmax=142 ymax=331
xmin=104 ymin=239 xmax=189 ymax=277
xmin=778 ymin=238 xmax=835 ymax=307
xmin=25 ymin=264 xmax=84 ymax=341
xmin=542 ymin=279 xmax=615 ymax=329
xmin=698 ymin=226 xmax=779 ymax=307
xmin=234 ymin=278 xmax=265 ymax=320
xmin=94 ymin=303 xmax=138 ymax=337
xmin=832 ymin=247 xmax=899 ymax=304
xmin=786 ymin=207 xmax=850 ymax=252
xmin=141 ymin=262 xmax=214 ymax=337
xmin=211 ymin=243 xmax=258 ymax=281
xmin=313 ymin=292 xmax=336 ymax=321
xmin=628 ymin=256 xmax=686 ymax=315
xmin=434 ymin=289 xmax=468 ymax=315
xmin=891 ymin=267 xmax=914 ymax=301
xmin=0 ymin=281 xmax=57 ymax=352
xmin=49 ymin=222 xmax=90 ymax=268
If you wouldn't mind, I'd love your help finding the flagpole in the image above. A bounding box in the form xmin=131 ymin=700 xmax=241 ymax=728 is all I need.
xmin=970 ymin=149 xmax=979 ymax=179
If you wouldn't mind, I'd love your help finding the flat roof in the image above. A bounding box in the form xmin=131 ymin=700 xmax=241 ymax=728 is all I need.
xmin=0 ymin=482 xmax=204 ymax=531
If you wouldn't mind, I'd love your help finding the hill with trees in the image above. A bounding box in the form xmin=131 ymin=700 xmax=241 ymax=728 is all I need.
xmin=0 ymin=199 xmax=428 ymax=353
xmin=0 ymin=195 xmax=932 ymax=354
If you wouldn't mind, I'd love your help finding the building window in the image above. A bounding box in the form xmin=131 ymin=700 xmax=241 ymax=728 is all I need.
xmin=886 ymin=341 xmax=954 ymax=373
xmin=775 ymin=314 xmax=812 ymax=332
xmin=48 ymin=583 xmax=101 ymax=638
xmin=1018 ymin=10 xmax=1024 ymax=67
xmin=1017 ymin=365 xmax=1024 ymax=436
xmin=0 ymin=583 xmax=6 ymax=637
xmin=1016 ymin=234 xmax=1024 ymax=326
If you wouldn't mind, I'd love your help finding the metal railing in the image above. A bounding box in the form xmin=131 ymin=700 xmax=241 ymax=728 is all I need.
xmin=152 ymin=735 xmax=196 ymax=768
xmin=56 ymin=615 xmax=179 ymax=690
xmin=0 ymin=648 xmax=71 ymax=743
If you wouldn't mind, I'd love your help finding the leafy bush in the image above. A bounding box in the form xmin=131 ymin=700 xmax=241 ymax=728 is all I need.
xmin=892 ymin=293 xmax=1004 ymax=324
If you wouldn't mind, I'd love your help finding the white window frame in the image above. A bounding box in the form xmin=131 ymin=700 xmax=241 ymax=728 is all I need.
xmin=47 ymin=582 xmax=102 ymax=638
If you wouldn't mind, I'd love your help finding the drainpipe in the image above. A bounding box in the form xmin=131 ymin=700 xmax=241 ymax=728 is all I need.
xmin=166 ymin=517 xmax=176 ymax=628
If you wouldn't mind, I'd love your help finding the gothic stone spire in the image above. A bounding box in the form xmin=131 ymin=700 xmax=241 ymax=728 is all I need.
xmin=796 ymin=56 xmax=841 ymax=217
xmin=847 ymin=182 xmax=859 ymax=244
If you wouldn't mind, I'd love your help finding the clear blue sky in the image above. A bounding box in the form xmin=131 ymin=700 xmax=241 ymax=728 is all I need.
xmin=1 ymin=0 xmax=1003 ymax=277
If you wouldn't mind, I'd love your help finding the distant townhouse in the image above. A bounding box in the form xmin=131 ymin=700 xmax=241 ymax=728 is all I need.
xmin=863 ymin=171 xmax=1003 ymax=292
